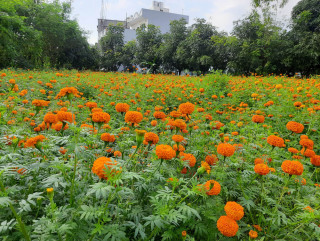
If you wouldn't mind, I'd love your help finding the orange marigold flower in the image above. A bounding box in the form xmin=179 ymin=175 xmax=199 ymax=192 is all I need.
xmin=173 ymin=144 xmax=185 ymax=152
xmin=92 ymin=112 xmax=110 ymax=123
xmin=299 ymin=138 xmax=314 ymax=150
xmin=253 ymin=224 xmax=262 ymax=231
xmin=179 ymin=102 xmax=195 ymax=115
xmin=254 ymin=158 xmax=264 ymax=165
xmin=101 ymin=133 xmax=115 ymax=142
xmin=294 ymin=101 xmax=302 ymax=107
xmin=288 ymin=148 xmax=299 ymax=154
xmin=55 ymin=87 xmax=80 ymax=99
xmin=151 ymin=120 xmax=157 ymax=126
xmin=181 ymin=231 xmax=187 ymax=237
xmin=153 ymin=111 xmax=166 ymax=119
xmin=224 ymin=201 xmax=244 ymax=221
xmin=115 ymin=103 xmax=130 ymax=113
xmin=32 ymin=99 xmax=50 ymax=107
xmin=114 ymin=151 xmax=122 ymax=157
xmin=252 ymin=115 xmax=265 ymax=123
xmin=155 ymin=145 xmax=176 ymax=160
xmin=217 ymin=143 xmax=235 ymax=157
xmin=311 ymin=155 xmax=320 ymax=166
xmin=205 ymin=155 xmax=218 ymax=166
xmin=301 ymin=148 xmax=315 ymax=158
xmin=281 ymin=160 xmax=304 ymax=176
xmin=254 ymin=164 xmax=269 ymax=175
xmin=170 ymin=111 xmax=181 ymax=118
xmin=217 ymin=216 xmax=238 ymax=237
xmin=249 ymin=230 xmax=258 ymax=239
xmin=143 ymin=132 xmax=159 ymax=145
xmin=86 ymin=102 xmax=98 ymax=109
xmin=125 ymin=111 xmax=143 ymax=124
xmin=172 ymin=135 xmax=184 ymax=143
xmin=267 ymin=135 xmax=284 ymax=147
xmin=44 ymin=112 xmax=57 ymax=124
xmin=204 ymin=180 xmax=221 ymax=195
xmin=92 ymin=157 xmax=118 ymax=179
xmin=57 ymin=111 xmax=74 ymax=123
xmin=91 ymin=108 xmax=103 ymax=113
xmin=286 ymin=121 xmax=304 ymax=133
xmin=24 ymin=135 xmax=45 ymax=148
xmin=180 ymin=152 xmax=196 ymax=167
xmin=174 ymin=119 xmax=187 ymax=130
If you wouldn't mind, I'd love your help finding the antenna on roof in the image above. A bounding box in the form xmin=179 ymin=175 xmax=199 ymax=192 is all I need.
xmin=100 ymin=0 xmax=106 ymax=19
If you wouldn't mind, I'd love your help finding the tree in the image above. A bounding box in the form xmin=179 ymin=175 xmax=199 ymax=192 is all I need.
xmin=136 ymin=24 xmax=162 ymax=73
xmin=100 ymin=24 xmax=125 ymax=71
xmin=120 ymin=40 xmax=137 ymax=72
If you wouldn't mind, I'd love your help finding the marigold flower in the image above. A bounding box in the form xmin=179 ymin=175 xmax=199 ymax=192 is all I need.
xmin=57 ymin=111 xmax=74 ymax=123
xmin=249 ymin=230 xmax=258 ymax=239
xmin=32 ymin=99 xmax=50 ymax=107
xmin=55 ymin=87 xmax=80 ymax=99
xmin=86 ymin=102 xmax=98 ymax=109
xmin=281 ymin=160 xmax=304 ymax=176
xmin=254 ymin=158 xmax=264 ymax=165
xmin=204 ymin=180 xmax=221 ymax=195
xmin=24 ymin=135 xmax=45 ymax=148
xmin=174 ymin=119 xmax=187 ymax=130
xmin=173 ymin=144 xmax=185 ymax=152
xmin=170 ymin=111 xmax=181 ymax=118
xmin=224 ymin=201 xmax=244 ymax=221
xmin=254 ymin=164 xmax=269 ymax=175
xmin=299 ymin=138 xmax=314 ymax=149
xmin=92 ymin=112 xmax=110 ymax=123
xmin=155 ymin=145 xmax=176 ymax=160
xmin=205 ymin=155 xmax=218 ymax=165
xmin=153 ymin=111 xmax=166 ymax=119
xmin=252 ymin=115 xmax=265 ymax=123
xmin=101 ymin=133 xmax=115 ymax=142
xmin=267 ymin=135 xmax=284 ymax=147
xmin=286 ymin=121 xmax=304 ymax=133
xmin=143 ymin=132 xmax=159 ymax=145
xmin=311 ymin=155 xmax=320 ymax=166
xmin=91 ymin=108 xmax=103 ymax=113
xmin=115 ymin=103 xmax=130 ymax=113
xmin=217 ymin=216 xmax=238 ymax=237
xmin=217 ymin=143 xmax=235 ymax=157
xmin=288 ymin=148 xmax=299 ymax=154
xmin=301 ymin=148 xmax=315 ymax=158
xmin=151 ymin=120 xmax=157 ymax=126
xmin=44 ymin=112 xmax=57 ymax=124
xmin=180 ymin=153 xmax=196 ymax=167
xmin=125 ymin=111 xmax=143 ymax=124
xmin=172 ymin=135 xmax=184 ymax=143
xmin=92 ymin=157 xmax=119 ymax=179
xmin=114 ymin=151 xmax=122 ymax=157
xmin=179 ymin=102 xmax=195 ymax=115
xmin=253 ymin=224 xmax=262 ymax=231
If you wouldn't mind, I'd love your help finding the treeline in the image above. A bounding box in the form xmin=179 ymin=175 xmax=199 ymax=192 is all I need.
xmin=100 ymin=0 xmax=320 ymax=76
xmin=1 ymin=0 xmax=319 ymax=75
xmin=0 ymin=0 xmax=98 ymax=69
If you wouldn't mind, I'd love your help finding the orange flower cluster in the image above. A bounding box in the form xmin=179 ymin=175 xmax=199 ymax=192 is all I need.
xmin=205 ymin=154 xmax=218 ymax=165
xmin=86 ymin=102 xmax=98 ymax=109
xmin=311 ymin=155 xmax=320 ymax=166
xmin=204 ymin=180 xmax=221 ymax=195
xmin=44 ymin=112 xmax=57 ymax=124
xmin=155 ymin=144 xmax=176 ymax=160
xmin=254 ymin=163 xmax=270 ymax=175
xmin=32 ymin=99 xmax=50 ymax=107
xmin=172 ymin=135 xmax=184 ymax=143
xmin=153 ymin=111 xmax=166 ymax=119
xmin=24 ymin=135 xmax=45 ymax=148
xmin=143 ymin=132 xmax=159 ymax=145
xmin=125 ymin=111 xmax=143 ymax=124
xmin=249 ymin=230 xmax=258 ymax=239
xmin=55 ymin=87 xmax=80 ymax=99
xmin=217 ymin=201 xmax=244 ymax=237
xmin=115 ymin=103 xmax=130 ymax=113
xmin=179 ymin=102 xmax=195 ymax=115
xmin=92 ymin=112 xmax=110 ymax=123
xmin=252 ymin=115 xmax=265 ymax=123
xmin=281 ymin=160 xmax=304 ymax=176
xmin=224 ymin=201 xmax=244 ymax=221
xmin=286 ymin=121 xmax=304 ymax=133
xmin=101 ymin=133 xmax=115 ymax=142
xmin=217 ymin=143 xmax=235 ymax=157
xmin=217 ymin=216 xmax=239 ymax=237
xmin=180 ymin=152 xmax=196 ymax=167
xmin=92 ymin=157 xmax=118 ymax=179
xmin=57 ymin=111 xmax=74 ymax=123
xmin=267 ymin=135 xmax=285 ymax=147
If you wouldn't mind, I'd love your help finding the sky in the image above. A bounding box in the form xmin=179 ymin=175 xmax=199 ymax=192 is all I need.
xmin=69 ymin=0 xmax=301 ymax=45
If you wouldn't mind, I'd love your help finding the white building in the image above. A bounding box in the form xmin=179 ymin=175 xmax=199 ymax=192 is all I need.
xmin=97 ymin=1 xmax=189 ymax=43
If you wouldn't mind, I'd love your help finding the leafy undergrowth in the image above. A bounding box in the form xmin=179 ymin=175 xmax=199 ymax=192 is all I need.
xmin=0 ymin=70 xmax=319 ymax=241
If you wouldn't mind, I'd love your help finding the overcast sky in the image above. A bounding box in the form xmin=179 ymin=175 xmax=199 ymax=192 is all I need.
xmin=69 ymin=0 xmax=301 ymax=45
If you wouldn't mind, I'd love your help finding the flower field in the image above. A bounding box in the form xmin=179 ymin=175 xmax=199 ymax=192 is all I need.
xmin=0 ymin=70 xmax=319 ymax=240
